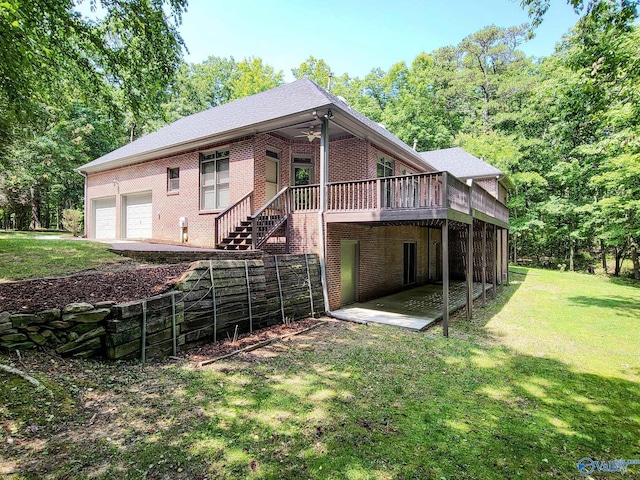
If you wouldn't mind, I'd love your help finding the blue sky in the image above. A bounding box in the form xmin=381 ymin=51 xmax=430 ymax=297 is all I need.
xmin=179 ymin=0 xmax=582 ymax=80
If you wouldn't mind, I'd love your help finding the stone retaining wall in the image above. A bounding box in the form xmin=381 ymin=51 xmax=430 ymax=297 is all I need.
xmin=0 ymin=302 xmax=113 ymax=357
xmin=0 ymin=254 xmax=325 ymax=362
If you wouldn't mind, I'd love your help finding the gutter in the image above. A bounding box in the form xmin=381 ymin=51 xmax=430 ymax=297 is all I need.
xmin=79 ymin=171 xmax=88 ymax=237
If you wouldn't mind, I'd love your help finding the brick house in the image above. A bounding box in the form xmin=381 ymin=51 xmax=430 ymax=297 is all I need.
xmin=78 ymin=78 xmax=509 ymax=322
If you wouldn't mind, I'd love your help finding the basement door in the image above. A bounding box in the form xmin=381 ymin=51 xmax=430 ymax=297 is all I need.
xmin=340 ymin=240 xmax=359 ymax=305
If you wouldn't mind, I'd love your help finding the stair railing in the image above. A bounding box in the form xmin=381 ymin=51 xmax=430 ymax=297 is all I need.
xmin=214 ymin=191 xmax=254 ymax=247
xmin=251 ymin=186 xmax=291 ymax=249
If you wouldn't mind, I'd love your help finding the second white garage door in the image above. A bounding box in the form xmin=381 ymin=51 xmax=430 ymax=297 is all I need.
xmin=125 ymin=193 xmax=152 ymax=239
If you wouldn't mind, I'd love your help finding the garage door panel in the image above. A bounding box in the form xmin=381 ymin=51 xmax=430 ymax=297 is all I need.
xmin=94 ymin=198 xmax=116 ymax=239
xmin=125 ymin=194 xmax=152 ymax=239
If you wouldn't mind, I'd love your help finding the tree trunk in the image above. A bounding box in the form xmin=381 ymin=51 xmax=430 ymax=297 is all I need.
xmin=614 ymin=247 xmax=622 ymax=277
xmin=569 ymin=241 xmax=575 ymax=272
xmin=632 ymin=244 xmax=640 ymax=280
xmin=29 ymin=185 xmax=42 ymax=230
xmin=601 ymin=240 xmax=607 ymax=273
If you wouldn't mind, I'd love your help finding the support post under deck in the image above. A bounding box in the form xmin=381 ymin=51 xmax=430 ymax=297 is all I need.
xmin=482 ymin=222 xmax=487 ymax=306
xmin=466 ymin=222 xmax=473 ymax=320
xmin=442 ymin=219 xmax=449 ymax=337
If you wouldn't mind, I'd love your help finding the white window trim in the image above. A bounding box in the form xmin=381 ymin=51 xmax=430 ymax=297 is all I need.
xmin=291 ymin=154 xmax=315 ymax=186
xmin=167 ymin=167 xmax=180 ymax=192
xmin=200 ymin=148 xmax=230 ymax=211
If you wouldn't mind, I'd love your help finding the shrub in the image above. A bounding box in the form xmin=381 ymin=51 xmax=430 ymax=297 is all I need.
xmin=62 ymin=209 xmax=83 ymax=236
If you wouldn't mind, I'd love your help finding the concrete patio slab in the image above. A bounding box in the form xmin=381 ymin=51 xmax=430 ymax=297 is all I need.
xmin=330 ymin=308 xmax=435 ymax=330
xmin=106 ymin=240 xmax=218 ymax=252
xmin=332 ymin=282 xmax=492 ymax=331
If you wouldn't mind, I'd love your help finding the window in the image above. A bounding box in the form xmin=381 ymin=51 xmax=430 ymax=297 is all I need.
xmin=292 ymin=156 xmax=313 ymax=186
xmin=200 ymin=150 xmax=229 ymax=210
xmin=167 ymin=167 xmax=179 ymax=192
xmin=377 ymin=156 xmax=394 ymax=178
xmin=377 ymin=156 xmax=394 ymax=207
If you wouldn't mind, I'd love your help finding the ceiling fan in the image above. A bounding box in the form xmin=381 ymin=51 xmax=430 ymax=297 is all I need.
xmin=295 ymin=126 xmax=322 ymax=142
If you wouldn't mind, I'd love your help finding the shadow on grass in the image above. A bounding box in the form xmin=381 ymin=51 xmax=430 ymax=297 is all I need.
xmin=569 ymin=295 xmax=640 ymax=316
xmin=3 ymin=314 xmax=639 ymax=479
xmin=608 ymin=276 xmax=640 ymax=289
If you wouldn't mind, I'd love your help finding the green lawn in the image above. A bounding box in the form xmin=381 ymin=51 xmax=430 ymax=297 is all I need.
xmin=0 ymin=230 xmax=127 ymax=280
xmin=1 ymin=268 xmax=639 ymax=478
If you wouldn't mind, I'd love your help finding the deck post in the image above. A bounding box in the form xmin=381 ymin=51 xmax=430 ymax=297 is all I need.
xmin=482 ymin=222 xmax=487 ymax=306
xmin=466 ymin=221 xmax=473 ymax=320
xmin=442 ymin=219 xmax=449 ymax=337
xmin=318 ymin=114 xmax=331 ymax=313
xmin=498 ymin=227 xmax=503 ymax=293
xmin=505 ymin=229 xmax=510 ymax=286
xmin=492 ymin=225 xmax=497 ymax=299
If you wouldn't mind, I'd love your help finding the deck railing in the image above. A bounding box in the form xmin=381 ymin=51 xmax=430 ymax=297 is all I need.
xmin=291 ymin=185 xmax=320 ymax=211
xmin=327 ymin=172 xmax=446 ymax=212
xmin=470 ymin=183 xmax=509 ymax=224
xmin=445 ymin=173 xmax=470 ymax=214
xmin=251 ymin=187 xmax=291 ymax=249
xmin=214 ymin=191 xmax=253 ymax=246
xmin=324 ymin=171 xmax=508 ymax=224
xmin=218 ymin=172 xmax=508 ymax=250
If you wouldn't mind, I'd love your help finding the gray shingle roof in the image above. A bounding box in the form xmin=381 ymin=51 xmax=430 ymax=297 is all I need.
xmin=419 ymin=147 xmax=503 ymax=179
xmin=79 ymin=78 xmax=428 ymax=173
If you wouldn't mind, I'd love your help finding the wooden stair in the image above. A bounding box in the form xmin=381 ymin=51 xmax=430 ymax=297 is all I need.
xmin=216 ymin=218 xmax=253 ymax=250
xmin=216 ymin=214 xmax=286 ymax=250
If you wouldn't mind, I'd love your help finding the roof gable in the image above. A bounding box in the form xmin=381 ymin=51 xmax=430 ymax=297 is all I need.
xmin=79 ymin=78 xmax=431 ymax=174
xmin=419 ymin=147 xmax=503 ymax=179
xmin=80 ymin=78 xmax=334 ymax=172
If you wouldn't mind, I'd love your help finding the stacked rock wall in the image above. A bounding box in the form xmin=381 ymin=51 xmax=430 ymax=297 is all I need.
xmin=0 ymin=254 xmax=325 ymax=362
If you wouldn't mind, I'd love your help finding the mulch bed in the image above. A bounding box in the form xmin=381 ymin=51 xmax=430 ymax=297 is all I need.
xmin=180 ymin=317 xmax=323 ymax=363
xmin=0 ymin=264 xmax=191 ymax=314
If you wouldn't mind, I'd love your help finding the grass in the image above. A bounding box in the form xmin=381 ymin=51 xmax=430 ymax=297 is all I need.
xmin=1 ymin=268 xmax=639 ymax=478
xmin=0 ymin=230 xmax=127 ymax=281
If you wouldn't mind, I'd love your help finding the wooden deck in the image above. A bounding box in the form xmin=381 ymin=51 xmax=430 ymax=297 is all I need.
xmin=214 ymin=170 xmax=509 ymax=251
xmin=298 ymin=172 xmax=509 ymax=228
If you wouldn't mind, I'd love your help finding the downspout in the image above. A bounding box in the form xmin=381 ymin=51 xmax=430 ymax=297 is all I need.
xmin=80 ymin=171 xmax=88 ymax=238
xmin=318 ymin=114 xmax=331 ymax=315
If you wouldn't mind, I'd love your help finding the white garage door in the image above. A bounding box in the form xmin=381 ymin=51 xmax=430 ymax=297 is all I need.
xmin=125 ymin=193 xmax=152 ymax=239
xmin=93 ymin=197 xmax=116 ymax=239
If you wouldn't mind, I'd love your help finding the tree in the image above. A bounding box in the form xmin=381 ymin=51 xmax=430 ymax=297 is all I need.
xmin=520 ymin=0 xmax=638 ymax=28
xmin=0 ymin=0 xmax=187 ymax=150
xmin=232 ymin=57 xmax=284 ymax=99
xmin=292 ymin=56 xmax=333 ymax=89
xmin=0 ymin=103 xmax=123 ymax=229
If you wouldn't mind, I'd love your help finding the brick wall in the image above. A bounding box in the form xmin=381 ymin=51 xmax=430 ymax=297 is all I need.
xmin=427 ymin=227 xmax=442 ymax=282
xmin=476 ymin=178 xmax=498 ymax=198
xmin=86 ymin=137 xmax=255 ymax=247
xmin=325 ymin=224 xmax=429 ymax=310
xmin=287 ymin=213 xmax=322 ymax=256
xmin=85 ymin=132 xmax=432 ymax=248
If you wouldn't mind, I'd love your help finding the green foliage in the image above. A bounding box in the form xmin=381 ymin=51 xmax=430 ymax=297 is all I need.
xmin=1 ymin=269 xmax=639 ymax=477
xmin=291 ymin=55 xmax=333 ymax=88
xmin=0 ymin=0 xmax=187 ymax=147
xmin=62 ymin=209 xmax=83 ymax=236
xmin=0 ymin=231 xmax=127 ymax=280
xmin=157 ymin=56 xmax=284 ymax=126
xmin=520 ymin=0 xmax=638 ymax=28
